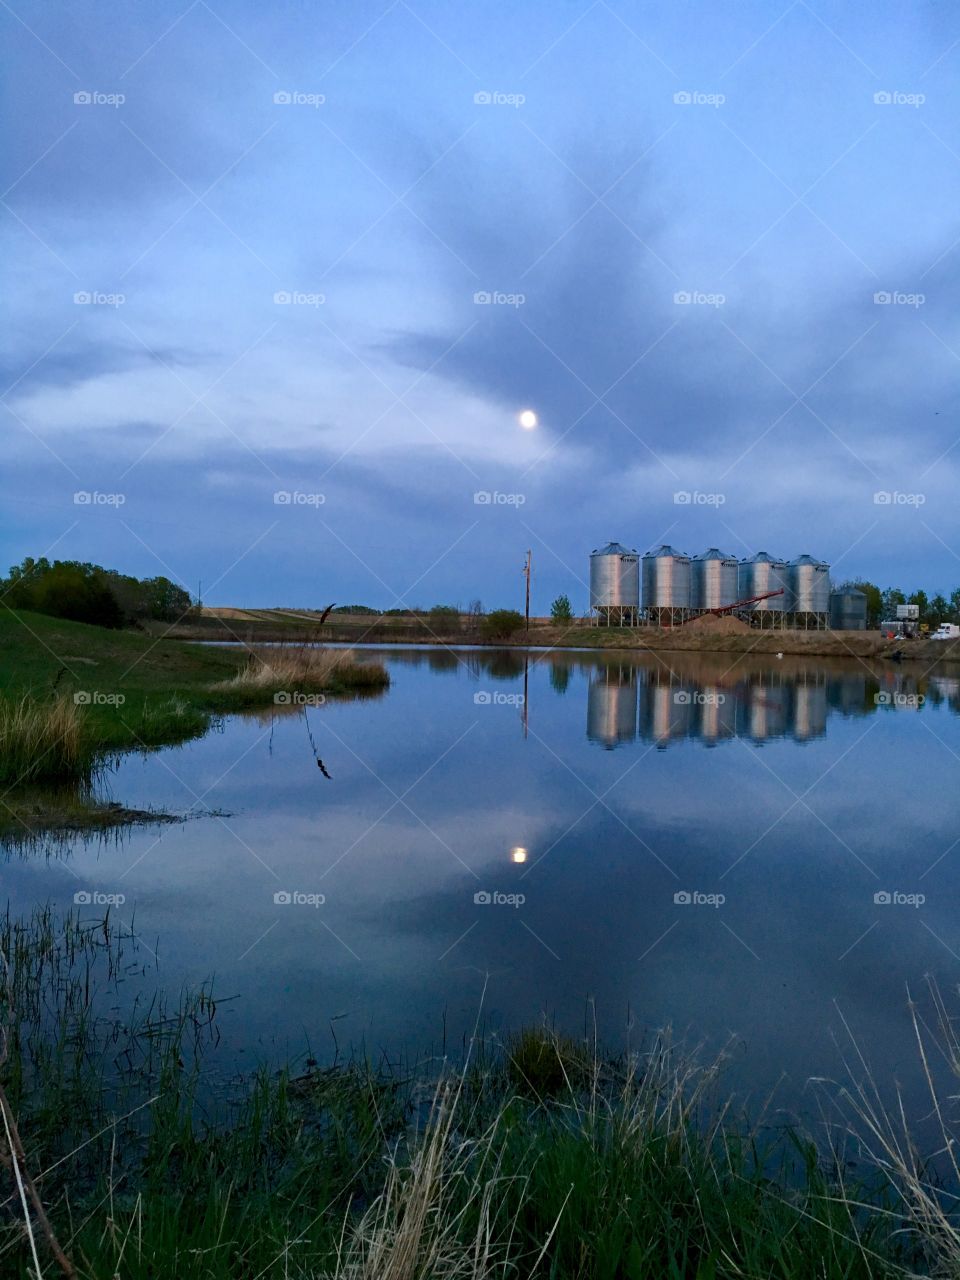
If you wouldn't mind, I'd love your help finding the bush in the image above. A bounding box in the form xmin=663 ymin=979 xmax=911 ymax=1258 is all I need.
xmin=427 ymin=604 xmax=461 ymax=633
xmin=481 ymin=609 xmax=525 ymax=640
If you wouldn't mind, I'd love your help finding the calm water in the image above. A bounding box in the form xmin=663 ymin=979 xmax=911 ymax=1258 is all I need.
xmin=5 ymin=646 xmax=960 ymax=1117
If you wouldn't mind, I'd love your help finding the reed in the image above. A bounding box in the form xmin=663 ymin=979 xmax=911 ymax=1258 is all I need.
xmin=0 ymin=697 xmax=88 ymax=786
xmin=210 ymin=644 xmax=390 ymax=706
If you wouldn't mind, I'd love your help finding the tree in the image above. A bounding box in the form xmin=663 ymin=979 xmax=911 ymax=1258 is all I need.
xmin=951 ymin=588 xmax=960 ymax=623
xmin=481 ymin=609 xmax=524 ymax=640
xmin=550 ymin=594 xmax=573 ymax=623
xmin=881 ymin=587 xmax=905 ymax=619
xmin=427 ymin=604 xmax=461 ymax=633
xmin=929 ymin=594 xmax=950 ymax=626
xmin=908 ymin=589 xmax=929 ymax=621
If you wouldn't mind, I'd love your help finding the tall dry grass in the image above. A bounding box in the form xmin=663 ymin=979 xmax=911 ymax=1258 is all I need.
xmin=211 ymin=645 xmax=389 ymax=701
xmin=0 ymin=696 xmax=87 ymax=785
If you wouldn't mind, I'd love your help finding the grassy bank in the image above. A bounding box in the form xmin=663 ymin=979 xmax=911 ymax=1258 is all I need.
xmin=0 ymin=610 xmax=388 ymax=833
xmin=0 ymin=907 xmax=943 ymax=1278
xmin=164 ymin=611 xmax=960 ymax=666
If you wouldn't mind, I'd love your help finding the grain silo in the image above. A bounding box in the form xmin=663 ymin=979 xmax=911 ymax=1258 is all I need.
xmin=589 ymin=542 xmax=640 ymax=625
xmin=641 ymin=544 xmax=692 ymax=626
xmin=787 ymin=555 xmax=830 ymax=629
xmin=691 ymin=548 xmax=739 ymax=611
xmin=829 ymin=589 xmax=867 ymax=631
xmin=737 ymin=552 xmax=788 ymax=628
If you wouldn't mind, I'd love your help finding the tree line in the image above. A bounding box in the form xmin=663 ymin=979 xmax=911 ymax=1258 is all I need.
xmin=838 ymin=581 xmax=960 ymax=628
xmin=2 ymin=558 xmax=194 ymax=629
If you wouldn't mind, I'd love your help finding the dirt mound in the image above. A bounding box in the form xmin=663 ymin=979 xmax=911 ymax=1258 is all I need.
xmin=683 ymin=613 xmax=751 ymax=634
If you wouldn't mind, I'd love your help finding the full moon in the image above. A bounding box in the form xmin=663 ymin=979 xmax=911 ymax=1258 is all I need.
xmin=518 ymin=409 xmax=538 ymax=429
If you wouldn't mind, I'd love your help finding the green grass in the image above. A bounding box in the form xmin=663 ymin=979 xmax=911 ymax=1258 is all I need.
xmin=0 ymin=907 xmax=936 ymax=1279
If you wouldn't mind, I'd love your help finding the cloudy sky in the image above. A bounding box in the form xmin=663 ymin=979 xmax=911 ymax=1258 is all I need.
xmin=2 ymin=0 xmax=959 ymax=611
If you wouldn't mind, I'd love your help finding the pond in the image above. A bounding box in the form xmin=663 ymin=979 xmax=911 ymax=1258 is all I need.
xmin=5 ymin=645 xmax=960 ymax=1119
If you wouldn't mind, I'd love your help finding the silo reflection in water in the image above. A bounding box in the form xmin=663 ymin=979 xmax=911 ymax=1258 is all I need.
xmin=792 ymin=675 xmax=828 ymax=742
xmin=743 ymin=679 xmax=789 ymax=742
xmin=696 ymin=687 xmax=736 ymax=746
xmin=586 ymin=667 xmax=638 ymax=749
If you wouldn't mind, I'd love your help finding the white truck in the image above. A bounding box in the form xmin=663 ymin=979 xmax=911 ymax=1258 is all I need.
xmin=931 ymin=623 xmax=960 ymax=641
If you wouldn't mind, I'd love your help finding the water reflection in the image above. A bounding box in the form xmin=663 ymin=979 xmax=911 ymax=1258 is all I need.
xmin=577 ymin=657 xmax=950 ymax=749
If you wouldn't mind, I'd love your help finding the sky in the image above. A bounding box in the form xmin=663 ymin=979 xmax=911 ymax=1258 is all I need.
xmin=2 ymin=0 xmax=959 ymax=613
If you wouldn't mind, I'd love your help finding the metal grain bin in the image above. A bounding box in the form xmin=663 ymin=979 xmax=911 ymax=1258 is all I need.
xmin=589 ymin=542 xmax=640 ymax=609
xmin=691 ymin=548 xmax=739 ymax=611
xmin=787 ymin=554 xmax=830 ymax=614
xmin=641 ymin=545 xmax=692 ymax=609
xmin=829 ymin=589 xmax=867 ymax=631
xmin=737 ymin=551 xmax=788 ymax=612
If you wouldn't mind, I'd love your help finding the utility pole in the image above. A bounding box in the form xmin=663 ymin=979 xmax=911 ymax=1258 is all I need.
xmin=523 ymin=549 xmax=531 ymax=632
